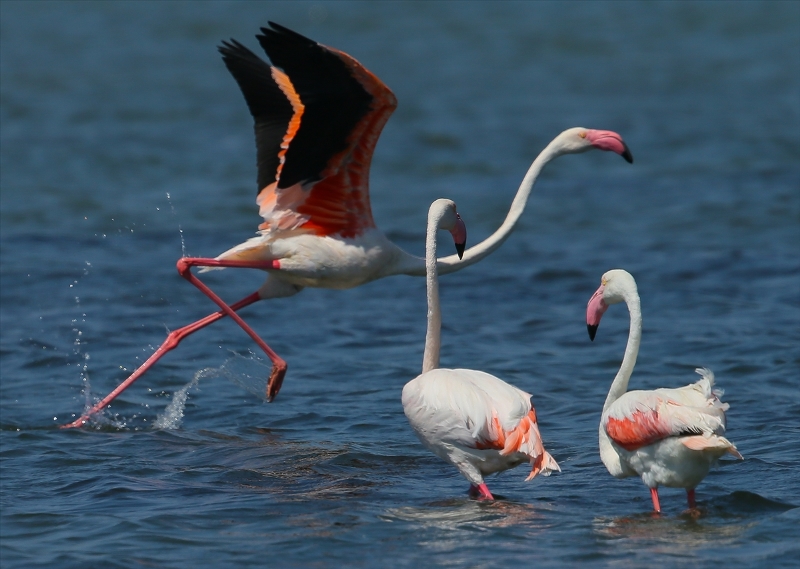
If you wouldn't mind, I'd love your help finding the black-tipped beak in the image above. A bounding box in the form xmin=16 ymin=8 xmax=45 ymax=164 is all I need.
xmin=587 ymin=324 xmax=598 ymax=341
xmin=621 ymin=143 xmax=633 ymax=164
xmin=452 ymin=214 xmax=467 ymax=259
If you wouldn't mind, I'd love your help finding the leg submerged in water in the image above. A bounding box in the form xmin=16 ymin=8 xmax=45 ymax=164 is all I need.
xmin=468 ymin=483 xmax=494 ymax=500
xmin=650 ymin=487 xmax=661 ymax=513
xmin=686 ymin=488 xmax=696 ymax=509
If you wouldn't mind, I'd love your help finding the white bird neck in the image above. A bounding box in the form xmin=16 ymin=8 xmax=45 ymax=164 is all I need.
xmin=603 ymin=287 xmax=642 ymax=412
xmin=435 ymin=142 xmax=560 ymax=274
xmin=439 ymin=136 xmax=564 ymax=275
xmin=421 ymin=206 xmax=447 ymax=374
xmin=386 ymin=140 xmax=563 ymax=279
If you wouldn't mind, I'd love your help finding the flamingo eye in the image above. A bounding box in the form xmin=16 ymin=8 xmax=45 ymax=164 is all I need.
xmin=579 ymin=131 xmax=587 ymax=139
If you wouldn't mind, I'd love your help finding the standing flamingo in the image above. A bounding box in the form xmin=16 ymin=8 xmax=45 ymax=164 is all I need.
xmin=402 ymin=199 xmax=560 ymax=500
xmin=63 ymin=22 xmax=632 ymax=428
xmin=586 ymin=269 xmax=742 ymax=513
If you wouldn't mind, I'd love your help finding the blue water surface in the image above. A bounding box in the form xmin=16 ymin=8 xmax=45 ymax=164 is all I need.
xmin=1 ymin=2 xmax=799 ymax=568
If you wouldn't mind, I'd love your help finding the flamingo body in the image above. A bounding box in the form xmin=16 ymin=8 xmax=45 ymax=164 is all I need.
xmin=587 ymin=269 xmax=741 ymax=511
xmin=217 ymin=228 xmax=410 ymax=290
xmin=403 ymin=368 xmax=559 ymax=486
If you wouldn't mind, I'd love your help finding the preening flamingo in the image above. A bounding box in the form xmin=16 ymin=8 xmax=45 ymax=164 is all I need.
xmin=402 ymin=199 xmax=560 ymax=500
xmin=63 ymin=22 xmax=632 ymax=428
xmin=586 ymin=269 xmax=742 ymax=513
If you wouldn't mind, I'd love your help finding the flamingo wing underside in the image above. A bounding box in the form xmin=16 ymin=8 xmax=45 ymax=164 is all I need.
xmin=219 ymin=39 xmax=296 ymax=192
xmin=219 ymin=22 xmax=398 ymax=238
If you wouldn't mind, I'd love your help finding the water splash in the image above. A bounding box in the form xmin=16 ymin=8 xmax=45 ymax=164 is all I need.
xmin=217 ymin=351 xmax=272 ymax=402
xmin=70 ymin=261 xmax=94 ymax=416
xmin=153 ymin=367 xmax=216 ymax=430
xmin=165 ymin=191 xmax=187 ymax=257
xmin=152 ymin=353 xmax=270 ymax=430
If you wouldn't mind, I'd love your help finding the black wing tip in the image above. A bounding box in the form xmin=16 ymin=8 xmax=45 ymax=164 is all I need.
xmin=587 ymin=324 xmax=598 ymax=341
xmin=265 ymin=21 xmax=291 ymax=34
xmin=218 ymin=38 xmax=258 ymax=61
xmin=265 ymin=21 xmax=288 ymax=32
xmin=260 ymin=21 xmax=316 ymax=45
xmin=218 ymin=39 xmax=237 ymax=55
xmin=455 ymin=242 xmax=465 ymax=259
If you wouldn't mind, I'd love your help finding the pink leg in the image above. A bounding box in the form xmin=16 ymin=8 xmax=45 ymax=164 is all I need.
xmin=175 ymin=258 xmax=287 ymax=400
xmin=686 ymin=488 xmax=696 ymax=509
xmin=650 ymin=487 xmax=661 ymax=513
xmin=62 ymin=257 xmax=285 ymax=428
xmin=468 ymin=483 xmax=495 ymax=500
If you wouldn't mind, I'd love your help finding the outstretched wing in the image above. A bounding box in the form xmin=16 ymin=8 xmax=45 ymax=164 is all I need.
xmin=218 ymin=39 xmax=298 ymax=194
xmin=219 ymin=22 xmax=397 ymax=239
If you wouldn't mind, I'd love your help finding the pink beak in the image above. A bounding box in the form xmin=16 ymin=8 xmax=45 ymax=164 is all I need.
xmin=450 ymin=213 xmax=467 ymax=259
xmin=586 ymin=284 xmax=608 ymax=341
xmin=586 ymin=130 xmax=633 ymax=163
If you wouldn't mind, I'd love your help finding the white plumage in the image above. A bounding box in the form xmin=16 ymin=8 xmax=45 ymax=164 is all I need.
xmin=403 ymin=369 xmax=559 ymax=486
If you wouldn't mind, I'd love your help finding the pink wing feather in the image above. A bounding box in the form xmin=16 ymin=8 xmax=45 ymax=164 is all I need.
xmin=603 ymin=369 xmax=732 ymax=452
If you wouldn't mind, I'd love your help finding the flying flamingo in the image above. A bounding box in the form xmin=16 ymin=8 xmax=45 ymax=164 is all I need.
xmin=586 ymin=269 xmax=742 ymax=513
xmin=402 ymin=199 xmax=560 ymax=500
xmin=63 ymin=22 xmax=632 ymax=428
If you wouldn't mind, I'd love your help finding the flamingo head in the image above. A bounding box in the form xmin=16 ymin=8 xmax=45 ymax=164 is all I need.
xmin=586 ymin=269 xmax=637 ymax=340
xmin=430 ymin=198 xmax=467 ymax=259
xmin=559 ymin=128 xmax=633 ymax=163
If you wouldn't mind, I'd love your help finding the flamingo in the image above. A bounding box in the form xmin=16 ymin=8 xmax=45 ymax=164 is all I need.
xmin=586 ymin=269 xmax=742 ymax=513
xmin=402 ymin=198 xmax=560 ymax=500
xmin=63 ymin=22 xmax=632 ymax=428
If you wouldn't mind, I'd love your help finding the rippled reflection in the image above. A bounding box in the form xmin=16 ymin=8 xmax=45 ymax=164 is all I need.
xmin=592 ymin=491 xmax=795 ymax=566
xmin=385 ymin=498 xmax=549 ymax=531
xmin=594 ymin=512 xmax=751 ymax=551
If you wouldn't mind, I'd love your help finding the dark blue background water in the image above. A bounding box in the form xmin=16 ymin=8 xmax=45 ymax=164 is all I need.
xmin=2 ymin=2 xmax=798 ymax=567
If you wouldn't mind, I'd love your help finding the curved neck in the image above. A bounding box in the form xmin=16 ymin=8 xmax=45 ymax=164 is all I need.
xmin=386 ymin=142 xmax=562 ymax=277
xmin=421 ymin=211 xmax=443 ymax=374
xmin=435 ymin=141 xmax=562 ymax=274
xmin=603 ymin=291 xmax=642 ymax=411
